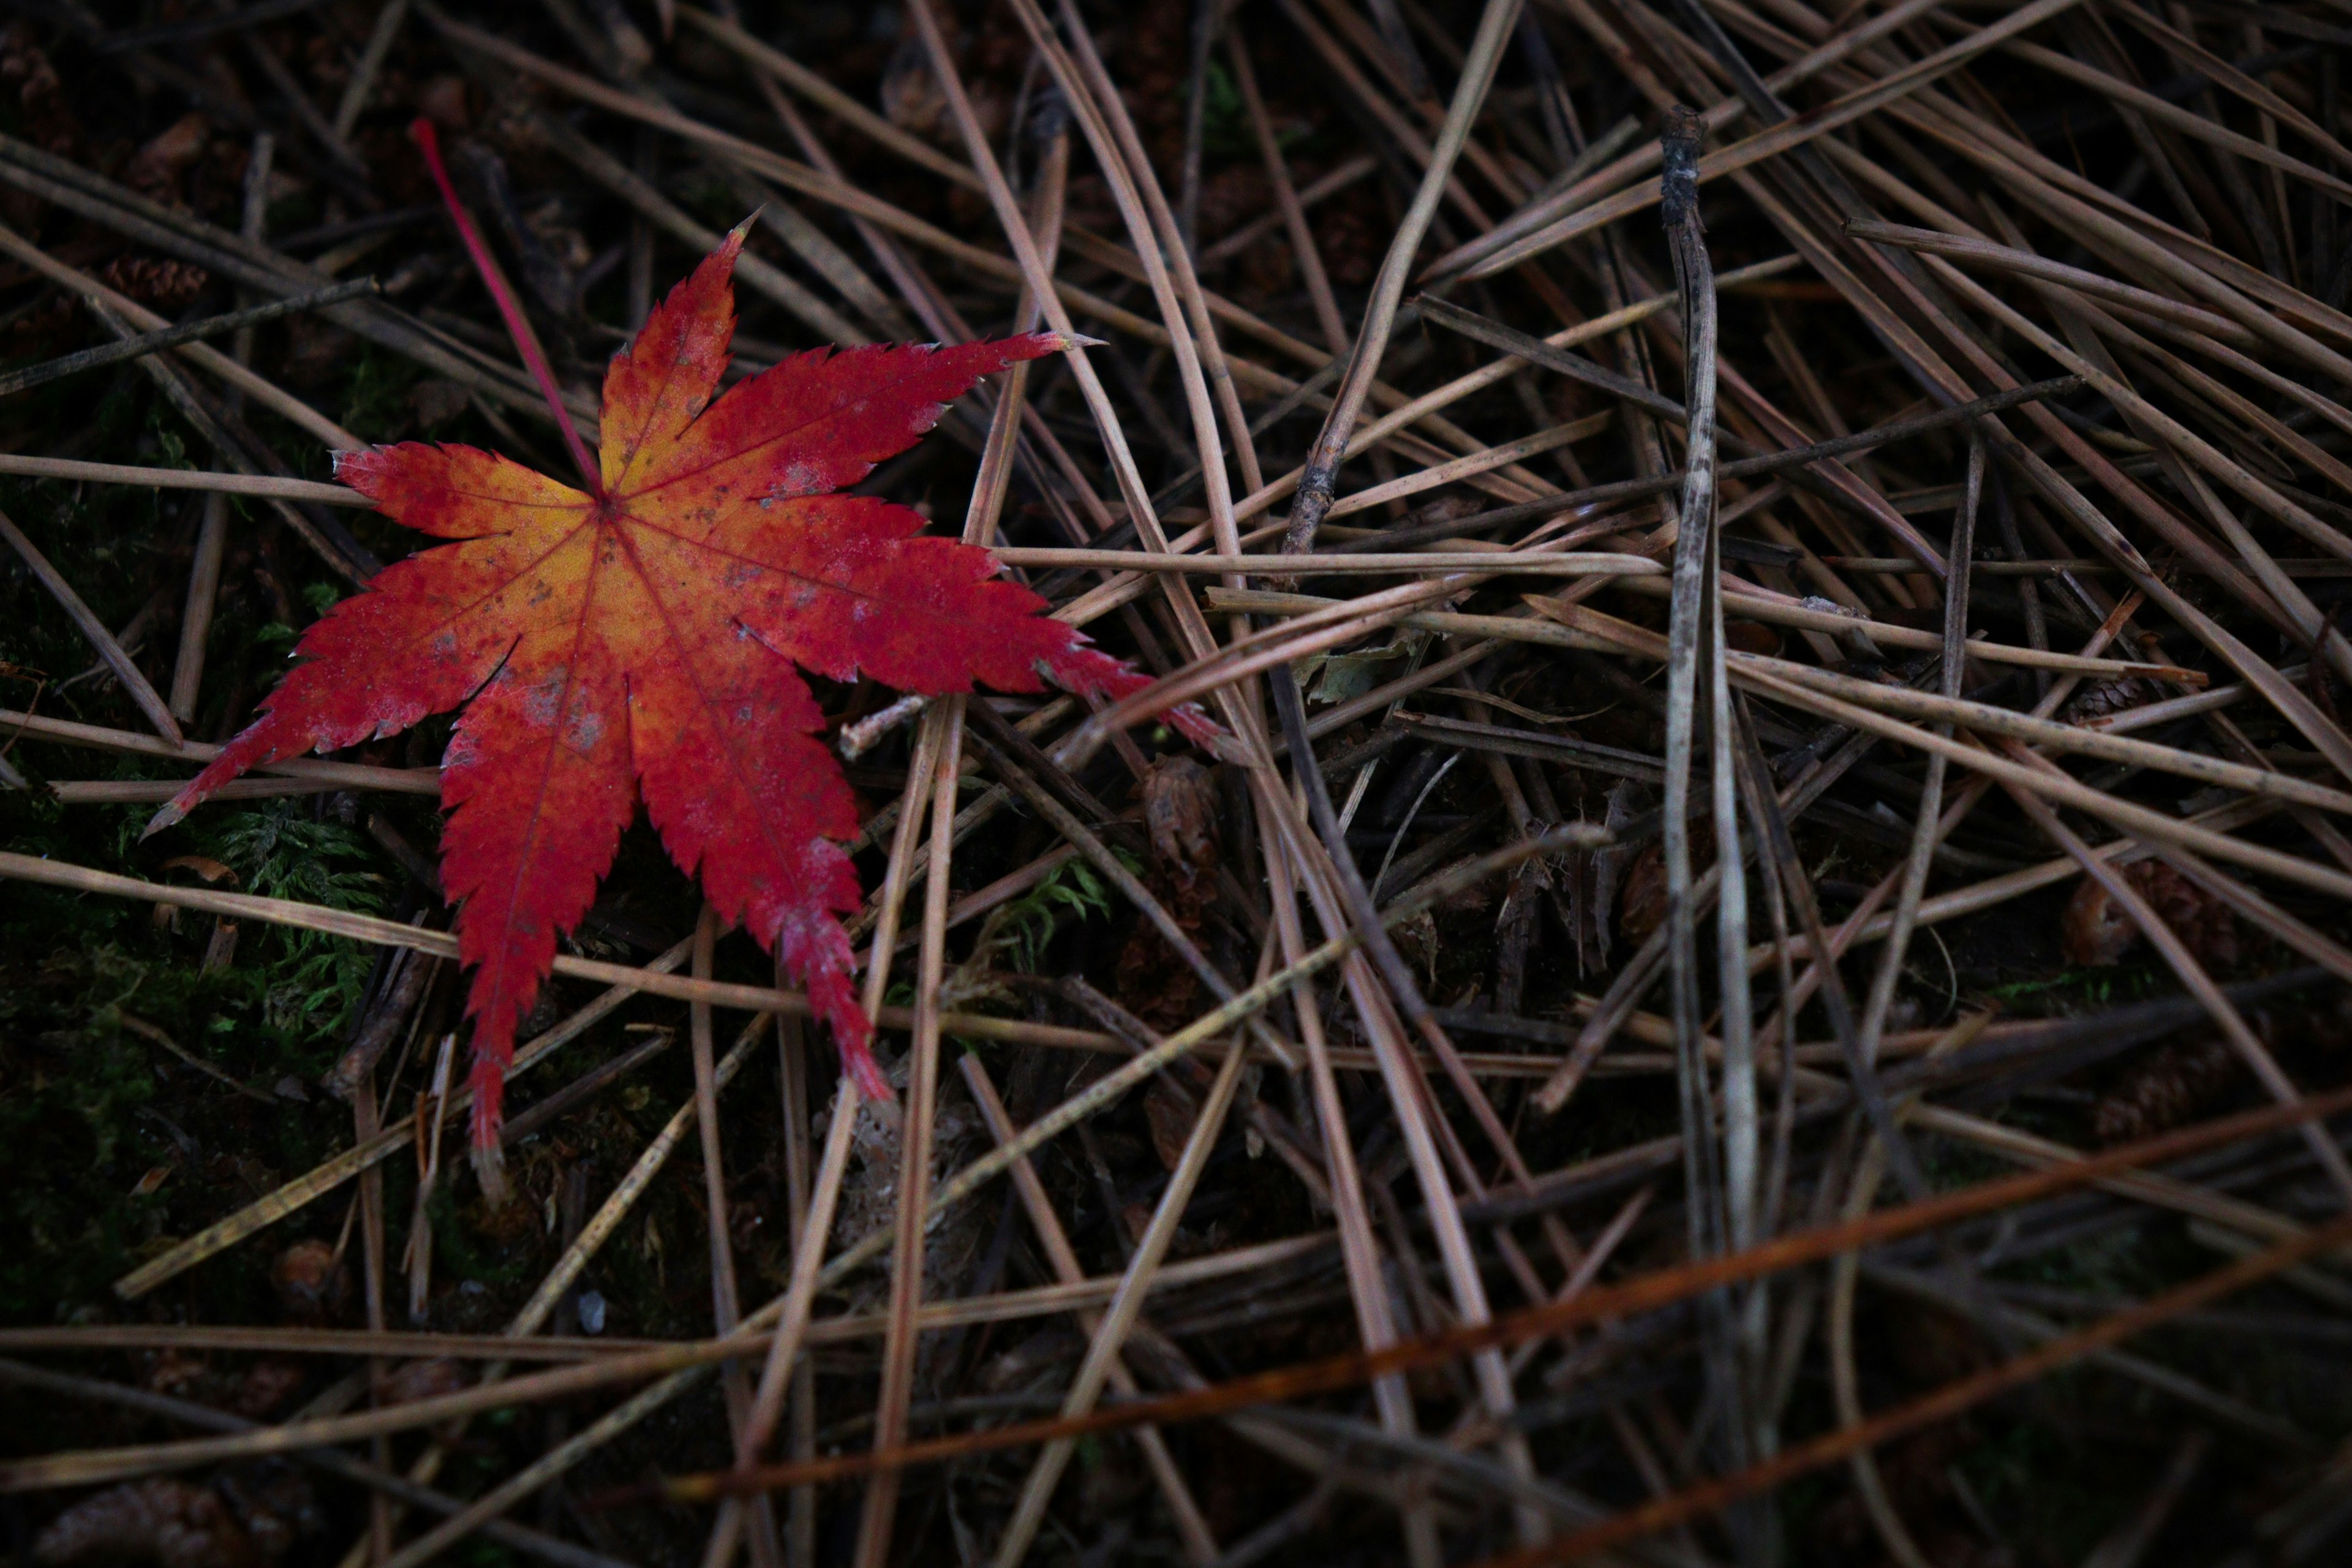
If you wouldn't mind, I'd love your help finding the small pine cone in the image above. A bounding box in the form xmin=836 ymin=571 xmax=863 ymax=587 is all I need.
xmin=2064 ymin=677 xmax=2160 ymax=724
xmin=2059 ymin=861 xmax=2239 ymax=971
xmin=2094 ymin=1036 xmax=2242 ymax=1145
xmin=97 ymin=256 xmax=211 ymax=313
xmin=33 ymin=1479 xmax=256 ymax=1568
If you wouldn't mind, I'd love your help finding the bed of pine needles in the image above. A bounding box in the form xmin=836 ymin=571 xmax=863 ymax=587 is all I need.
xmin=6 ymin=1 xmax=2352 ymax=1566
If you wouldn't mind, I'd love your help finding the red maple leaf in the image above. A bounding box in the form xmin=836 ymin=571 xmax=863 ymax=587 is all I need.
xmin=151 ymin=133 xmax=1186 ymax=1169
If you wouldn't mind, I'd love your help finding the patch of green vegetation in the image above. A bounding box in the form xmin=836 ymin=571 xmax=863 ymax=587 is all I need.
xmin=196 ymin=798 xmax=390 ymax=1038
xmin=1954 ymin=1412 xmax=2127 ymax=1562
xmin=989 ymin=854 xmax=1117 ymax=975
xmin=339 ymin=341 xmax=427 ymax=444
xmin=1985 ymin=964 xmax=2165 ymax=1008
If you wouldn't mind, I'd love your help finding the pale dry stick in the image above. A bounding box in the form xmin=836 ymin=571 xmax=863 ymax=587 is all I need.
xmin=0 ymin=455 xmax=358 ymax=503
xmin=994 ymin=547 xmax=1662 ymax=575
xmin=705 ymin=717 xmax=946 ymax=1568
xmin=2 ymin=848 xmax=1140 ymax=1060
xmin=353 ymin=1072 xmax=393 ymax=1565
xmin=686 ymin=907 xmax=786 ymax=1568
xmin=1727 ymin=666 xmax=2352 ymax=904
xmin=11 ymin=1238 xmax=1343 ymax=1361
xmin=1656 ymin=105 xmax=1748 ymax=1264
xmin=1280 ymin=0 xmax=1525 ymax=554
xmin=988 ymin=1038 xmax=1252 ymax=1567
xmin=1 ymin=706 xmax=433 ymax=790
xmin=1324 ymin=414 xmax=1613 ymax=518
xmin=848 ymin=719 xmax=967 ymax=1568
xmin=402 ymin=1033 xmax=454 ymax=1323
xmin=0 ymin=507 xmax=180 ymax=744
xmin=170 ymin=502 xmax=230 ymax=727
xmin=0 ymin=214 xmax=363 ymax=450
xmin=1227 ymin=26 xmax=1348 ymax=353
xmin=1743 ymin=656 xmax=2352 ymax=815
xmin=960 ymin=119 xmax=1068 ymax=552
xmin=0 ymin=277 xmax=377 ymax=401
xmin=1848 ymin=221 xmax=2263 ymax=342
xmin=959 ymin=1057 xmax=1221 ymax=1564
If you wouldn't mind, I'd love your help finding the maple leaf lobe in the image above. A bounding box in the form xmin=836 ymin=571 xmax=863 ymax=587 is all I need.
xmin=148 ymin=232 xmax=1161 ymax=1155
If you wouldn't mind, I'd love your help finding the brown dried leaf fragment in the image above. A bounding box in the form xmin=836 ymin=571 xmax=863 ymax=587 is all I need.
xmin=1618 ymin=843 xmax=1668 ymax=949
xmin=269 ymin=1239 xmax=349 ymax=1327
xmin=1143 ymin=755 xmax=1220 ymax=895
xmin=1144 ymin=1079 xmax=1195 ymax=1173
